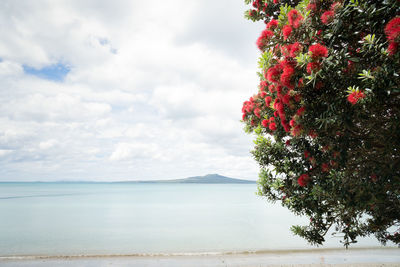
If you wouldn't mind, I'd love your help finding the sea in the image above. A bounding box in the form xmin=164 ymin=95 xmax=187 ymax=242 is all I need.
xmin=0 ymin=182 xmax=388 ymax=257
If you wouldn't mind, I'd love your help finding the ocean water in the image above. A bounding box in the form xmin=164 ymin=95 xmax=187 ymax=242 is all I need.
xmin=0 ymin=183 xmax=384 ymax=256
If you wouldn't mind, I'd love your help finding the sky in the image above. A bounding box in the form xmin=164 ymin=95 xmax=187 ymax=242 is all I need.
xmin=0 ymin=0 xmax=265 ymax=181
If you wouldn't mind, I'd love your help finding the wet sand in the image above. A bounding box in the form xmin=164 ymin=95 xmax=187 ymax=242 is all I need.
xmin=1 ymin=248 xmax=399 ymax=267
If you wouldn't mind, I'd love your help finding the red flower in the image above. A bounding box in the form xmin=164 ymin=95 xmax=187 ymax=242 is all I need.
xmin=254 ymin=108 xmax=261 ymax=118
xmin=276 ymin=85 xmax=283 ymax=94
xmin=285 ymin=139 xmax=291 ymax=146
xmin=248 ymin=10 xmax=256 ymax=17
xmin=291 ymin=124 xmax=302 ymax=136
xmin=304 ymin=150 xmax=310 ymax=158
xmin=266 ymin=19 xmax=279 ymax=30
xmin=321 ymin=11 xmax=334 ymax=25
xmin=321 ymin=163 xmax=330 ymax=172
xmin=274 ymin=101 xmax=284 ymax=113
xmin=388 ymin=42 xmax=399 ymax=55
xmin=306 ymin=62 xmax=321 ymax=74
xmin=297 ymin=174 xmax=310 ymax=187
xmin=347 ymin=90 xmax=365 ymax=105
xmin=296 ymin=106 xmax=305 ymax=116
xmin=282 ymin=94 xmax=291 ymax=105
xmin=256 ymin=30 xmax=274 ymax=51
xmin=280 ymin=65 xmax=295 ymax=88
xmin=306 ymin=3 xmax=317 ymax=12
xmin=289 ymin=119 xmax=296 ymax=127
xmin=259 ymin=80 xmax=268 ymax=91
xmin=288 ymin=9 xmax=303 ymax=29
xmin=242 ymin=100 xmax=254 ymax=114
xmin=290 ymin=42 xmax=302 ymax=57
xmin=282 ymin=25 xmax=292 ymax=40
xmin=262 ymin=119 xmax=269 ymax=128
xmin=298 ymin=78 xmax=304 ymax=88
xmin=309 ymin=44 xmax=328 ymax=60
xmin=268 ymin=84 xmax=275 ymax=93
xmin=273 ymin=0 xmax=279 ymax=3
xmin=385 ymin=17 xmax=400 ymax=42
xmin=269 ymin=122 xmax=277 ymax=131
xmin=280 ymin=44 xmax=291 ymax=57
xmin=266 ymin=65 xmax=282 ymax=83
xmin=265 ymin=96 xmax=272 ymax=106
xmin=282 ymin=122 xmax=290 ymax=132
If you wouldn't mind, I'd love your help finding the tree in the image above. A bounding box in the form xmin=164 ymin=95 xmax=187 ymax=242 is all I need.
xmin=242 ymin=0 xmax=400 ymax=247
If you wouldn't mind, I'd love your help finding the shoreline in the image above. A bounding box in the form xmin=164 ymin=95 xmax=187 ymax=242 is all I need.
xmin=1 ymin=247 xmax=399 ymax=267
xmin=1 ymin=246 xmax=399 ymax=259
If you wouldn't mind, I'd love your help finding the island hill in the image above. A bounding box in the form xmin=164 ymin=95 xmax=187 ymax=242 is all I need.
xmin=119 ymin=174 xmax=256 ymax=184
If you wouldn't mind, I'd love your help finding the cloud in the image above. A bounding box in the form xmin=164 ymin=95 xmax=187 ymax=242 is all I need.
xmin=0 ymin=149 xmax=13 ymax=157
xmin=0 ymin=0 xmax=262 ymax=181
xmin=39 ymin=139 xmax=57 ymax=150
xmin=109 ymin=142 xmax=160 ymax=161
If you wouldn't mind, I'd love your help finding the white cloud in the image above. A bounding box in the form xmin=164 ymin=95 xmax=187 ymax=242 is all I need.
xmin=0 ymin=60 xmax=23 ymax=76
xmin=0 ymin=149 xmax=13 ymax=157
xmin=109 ymin=142 xmax=160 ymax=161
xmin=39 ymin=139 xmax=57 ymax=150
xmin=0 ymin=0 xmax=262 ymax=181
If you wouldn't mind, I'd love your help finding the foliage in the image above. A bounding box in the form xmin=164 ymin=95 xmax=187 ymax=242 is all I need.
xmin=242 ymin=0 xmax=400 ymax=247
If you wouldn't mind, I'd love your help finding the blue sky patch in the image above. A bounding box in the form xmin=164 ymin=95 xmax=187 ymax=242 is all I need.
xmin=23 ymin=63 xmax=70 ymax=81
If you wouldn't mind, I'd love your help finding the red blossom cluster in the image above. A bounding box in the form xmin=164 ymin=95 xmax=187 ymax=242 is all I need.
xmin=282 ymin=25 xmax=292 ymax=40
xmin=256 ymin=29 xmax=274 ymax=51
xmin=306 ymin=62 xmax=321 ymax=74
xmin=248 ymin=9 xmax=329 ymax=137
xmin=309 ymin=44 xmax=328 ymax=59
xmin=306 ymin=3 xmax=317 ymax=12
xmin=385 ymin=17 xmax=400 ymax=55
xmin=266 ymin=19 xmax=278 ymax=30
xmin=306 ymin=43 xmax=328 ymax=75
xmin=320 ymin=2 xmax=341 ymax=25
xmin=321 ymin=11 xmax=334 ymax=25
xmin=288 ymin=9 xmax=303 ymax=29
xmin=347 ymin=90 xmax=365 ymax=105
xmin=248 ymin=0 xmax=268 ymax=17
xmin=297 ymin=173 xmax=310 ymax=187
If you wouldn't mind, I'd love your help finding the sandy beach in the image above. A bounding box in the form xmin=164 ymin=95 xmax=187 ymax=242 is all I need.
xmin=1 ymin=248 xmax=399 ymax=267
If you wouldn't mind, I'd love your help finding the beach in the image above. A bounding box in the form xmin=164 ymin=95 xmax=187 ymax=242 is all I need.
xmin=1 ymin=248 xmax=400 ymax=266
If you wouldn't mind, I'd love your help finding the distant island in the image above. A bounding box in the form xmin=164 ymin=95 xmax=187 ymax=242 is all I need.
xmin=118 ymin=174 xmax=256 ymax=184
xmin=1 ymin=174 xmax=256 ymax=184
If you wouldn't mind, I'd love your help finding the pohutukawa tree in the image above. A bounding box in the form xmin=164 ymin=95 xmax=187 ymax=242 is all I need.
xmin=242 ymin=0 xmax=400 ymax=247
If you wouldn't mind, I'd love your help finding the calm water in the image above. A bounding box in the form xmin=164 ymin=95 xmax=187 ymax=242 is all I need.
xmin=0 ymin=183 xmax=383 ymax=256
